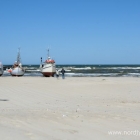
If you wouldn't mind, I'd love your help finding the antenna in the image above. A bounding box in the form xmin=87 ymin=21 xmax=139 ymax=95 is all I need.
xmin=47 ymin=48 xmax=50 ymax=58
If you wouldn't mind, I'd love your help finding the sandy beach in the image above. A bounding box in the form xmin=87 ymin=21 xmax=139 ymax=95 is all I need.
xmin=0 ymin=77 xmax=140 ymax=140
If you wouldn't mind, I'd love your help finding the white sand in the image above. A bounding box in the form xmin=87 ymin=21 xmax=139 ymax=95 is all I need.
xmin=0 ymin=77 xmax=140 ymax=140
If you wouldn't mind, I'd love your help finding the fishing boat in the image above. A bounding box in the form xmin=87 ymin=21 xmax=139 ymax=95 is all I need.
xmin=0 ymin=62 xmax=3 ymax=76
xmin=10 ymin=48 xmax=25 ymax=76
xmin=40 ymin=49 xmax=56 ymax=77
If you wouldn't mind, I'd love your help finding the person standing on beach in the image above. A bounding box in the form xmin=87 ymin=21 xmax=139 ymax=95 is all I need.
xmin=61 ymin=68 xmax=65 ymax=79
xmin=56 ymin=69 xmax=60 ymax=79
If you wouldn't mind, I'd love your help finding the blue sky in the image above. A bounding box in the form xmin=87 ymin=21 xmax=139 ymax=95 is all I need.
xmin=0 ymin=0 xmax=140 ymax=64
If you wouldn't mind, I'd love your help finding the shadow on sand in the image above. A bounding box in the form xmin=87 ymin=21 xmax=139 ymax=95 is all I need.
xmin=0 ymin=99 xmax=9 ymax=101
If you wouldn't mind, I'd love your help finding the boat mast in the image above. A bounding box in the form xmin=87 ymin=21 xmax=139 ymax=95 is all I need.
xmin=17 ymin=48 xmax=21 ymax=64
xmin=47 ymin=48 xmax=50 ymax=59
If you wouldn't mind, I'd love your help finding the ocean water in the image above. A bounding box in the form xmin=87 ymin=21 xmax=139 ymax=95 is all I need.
xmin=2 ymin=64 xmax=140 ymax=77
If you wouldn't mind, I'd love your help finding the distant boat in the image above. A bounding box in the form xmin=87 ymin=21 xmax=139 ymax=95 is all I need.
xmin=10 ymin=48 xmax=25 ymax=76
xmin=0 ymin=62 xmax=3 ymax=76
xmin=40 ymin=49 xmax=56 ymax=77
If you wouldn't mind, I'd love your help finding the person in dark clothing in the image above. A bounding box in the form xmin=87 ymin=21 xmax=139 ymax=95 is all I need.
xmin=61 ymin=68 xmax=65 ymax=79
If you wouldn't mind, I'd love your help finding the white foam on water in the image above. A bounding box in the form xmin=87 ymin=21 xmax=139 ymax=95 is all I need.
xmin=70 ymin=67 xmax=92 ymax=70
xmin=26 ymin=69 xmax=40 ymax=72
xmin=65 ymin=73 xmax=120 ymax=77
xmin=99 ymin=67 xmax=140 ymax=70
xmin=127 ymin=73 xmax=140 ymax=76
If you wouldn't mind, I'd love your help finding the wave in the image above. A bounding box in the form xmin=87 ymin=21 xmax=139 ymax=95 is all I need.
xmin=69 ymin=67 xmax=92 ymax=70
xmin=96 ymin=67 xmax=140 ymax=70
xmin=25 ymin=69 xmax=40 ymax=72
xmin=64 ymin=73 xmax=136 ymax=77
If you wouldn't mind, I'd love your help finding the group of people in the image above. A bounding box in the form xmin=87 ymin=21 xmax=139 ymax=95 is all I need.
xmin=56 ymin=68 xmax=65 ymax=79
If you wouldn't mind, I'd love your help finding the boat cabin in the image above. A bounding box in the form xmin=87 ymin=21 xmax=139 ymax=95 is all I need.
xmin=45 ymin=57 xmax=55 ymax=63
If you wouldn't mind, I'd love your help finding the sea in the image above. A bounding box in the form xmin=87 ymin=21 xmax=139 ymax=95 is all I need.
xmin=2 ymin=64 xmax=140 ymax=77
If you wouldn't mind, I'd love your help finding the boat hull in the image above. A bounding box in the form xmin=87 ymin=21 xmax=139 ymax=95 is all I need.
xmin=40 ymin=63 xmax=56 ymax=77
xmin=42 ymin=72 xmax=56 ymax=77
xmin=0 ymin=70 xmax=3 ymax=76
xmin=0 ymin=63 xmax=3 ymax=76
xmin=10 ymin=67 xmax=25 ymax=76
